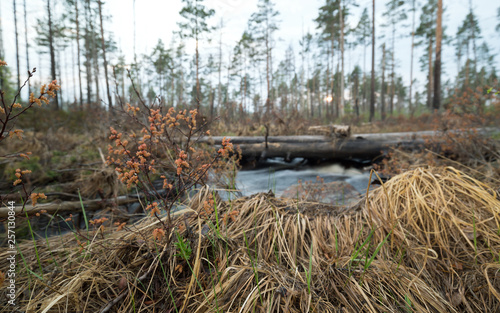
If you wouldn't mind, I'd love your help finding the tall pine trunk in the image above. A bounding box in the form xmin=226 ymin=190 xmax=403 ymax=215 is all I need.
xmin=427 ymin=36 xmax=433 ymax=109
xmin=195 ymin=30 xmax=200 ymax=111
xmin=369 ymin=0 xmax=375 ymax=122
xmin=23 ymin=0 xmax=30 ymax=94
xmin=84 ymin=0 xmax=92 ymax=107
xmin=381 ymin=43 xmax=386 ymax=120
xmin=217 ymin=19 xmax=223 ymax=117
xmin=326 ymin=42 xmax=331 ymax=117
xmin=89 ymin=4 xmax=100 ymax=105
xmin=13 ymin=0 xmax=20 ymax=92
xmin=409 ymin=0 xmax=415 ymax=115
xmin=469 ymin=0 xmax=477 ymax=82
xmin=75 ymin=0 xmax=83 ymax=109
xmin=390 ymin=26 xmax=395 ymax=115
xmin=57 ymin=50 xmax=64 ymax=106
xmin=339 ymin=0 xmax=345 ymax=117
xmin=362 ymin=35 xmax=367 ymax=115
xmin=47 ymin=0 xmax=58 ymax=109
xmin=354 ymin=73 xmax=359 ymax=116
xmin=71 ymin=41 xmax=77 ymax=103
xmin=432 ymin=0 xmax=442 ymax=111
xmin=265 ymin=21 xmax=271 ymax=115
xmin=98 ymin=0 xmax=112 ymax=109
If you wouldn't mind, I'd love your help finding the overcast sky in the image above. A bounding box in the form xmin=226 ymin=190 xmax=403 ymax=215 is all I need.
xmin=0 ymin=0 xmax=499 ymax=99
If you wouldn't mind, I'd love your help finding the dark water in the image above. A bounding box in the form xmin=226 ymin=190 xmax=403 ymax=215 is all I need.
xmin=235 ymin=158 xmax=372 ymax=197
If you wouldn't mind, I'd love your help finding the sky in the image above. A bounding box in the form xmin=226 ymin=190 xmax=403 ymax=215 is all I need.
xmin=0 ymin=0 xmax=499 ymax=101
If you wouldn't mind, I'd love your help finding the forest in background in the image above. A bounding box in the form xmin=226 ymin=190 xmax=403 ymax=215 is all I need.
xmin=2 ymin=1 xmax=500 ymax=312
xmin=0 ymin=0 xmax=499 ymax=125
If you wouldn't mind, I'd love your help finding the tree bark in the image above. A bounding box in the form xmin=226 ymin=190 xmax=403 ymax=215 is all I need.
xmin=98 ymin=0 xmax=112 ymax=109
xmin=84 ymin=0 xmax=92 ymax=107
xmin=390 ymin=27 xmax=395 ymax=115
xmin=23 ymin=0 xmax=30 ymax=94
xmin=265 ymin=18 xmax=271 ymax=115
xmin=354 ymin=74 xmax=359 ymax=116
xmin=71 ymin=41 xmax=77 ymax=103
xmin=202 ymin=128 xmax=497 ymax=145
xmin=233 ymin=139 xmax=425 ymax=162
xmin=381 ymin=43 xmax=386 ymax=120
xmin=196 ymin=31 xmax=200 ymax=111
xmin=427 ymin=36 xmax=433 ymax=109
xmin=369 ymin=0 xmax=375 ymax=122
xmin=339 ymin=0 xmax=345 ymax=117
xmin=469 ymin=0 xmax=477 ymax=81
xmin=217 ymin=19 xmax=223 ymax=116
xmin=325 ymin=40 xmax=330 ymax=117
xmin=409 ymin=0 xmax=416 ymax=115
xmin=330 ymin=35 xmax=335 ymax=118
xmin=432 ymin=0 xmax=443 ymax=111
xmin=89 ymin=2 xmax=100 ymax=106
xmin=13 ymin=0 xmax=20 ymax=92
xmin=209 ymin=88 xmax=214 ymax=120
xmin=47 ymin=0 xmax=58 ymax=109
xmin=362 ymin=34 xmax=367 ymax=115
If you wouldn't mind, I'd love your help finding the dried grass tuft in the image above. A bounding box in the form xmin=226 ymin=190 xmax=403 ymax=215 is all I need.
xmin=1 ymin=166 xmax=499 ymax=312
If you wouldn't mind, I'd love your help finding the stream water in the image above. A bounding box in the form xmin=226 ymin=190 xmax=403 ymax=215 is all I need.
xmin=235 ymin=158 xmax=372 ymax=197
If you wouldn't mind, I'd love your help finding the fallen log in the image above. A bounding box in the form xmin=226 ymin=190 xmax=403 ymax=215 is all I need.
xmin=199 ymin=135 xmax=329 ymax=144
xmin=199 ymin=128 xmax=499 ymax=162
xmin=199 ymin=127 xmax=499 ymax=145
xmin=236 ymin=139 xmax=426 ymax=161
xmin=198 ymin=132 xmax=426 ymax=145
xmin=0 ymin=196 xmax=138 ymax=218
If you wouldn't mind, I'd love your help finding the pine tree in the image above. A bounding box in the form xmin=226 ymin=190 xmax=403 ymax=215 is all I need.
xmin=408 ymin=0 xmax=416 ymax=114
xmin=47 ymin=0 xmax=58 ymax=109
xmin=380 ymin=43 xmax=387 ymax=120
xmin=457 ymin=11 xmax=481 ymax=88
xmin=23 ymin=0 xmax=30 ymax=94
xmin=432 ymin=0 xmax=442 ymax=111
xmin=354 ymin=8 xmax=370 ymax=114
xmin=349 ymin=65 xmax=361 ymax=116
xmin=415 ymin=0 xmax=437 ymax=109
xmin=13 ymin=0 xmax=21 ymax=92
xmin=248 ymin=0 xmax=280 ymax=115
xmin=382 ymin=0 xmax=407 ymax=115
xmin=35 ymin=1 xmax=66 ymax=109
xmin=75 ymin=0 xmax=83 ymax=108
xmin=216 ymin=18 xmax=223 ymax=117
xmin=315 ymin=0 xmax=342 ymax=117
xmin=231 ymin=31 xmax=254 ymax=116
xmin=178 ymin=0 xmax=215 ymax=113
xmin=369 ymin=0 xmax=375 ymax=122
xmin=299 ymin=32 xmax=313 ymax=116
xmin=98 ymin=0 xmax=112 ymax=109
xmin=147 ymin=39 xmax=173 ymax=104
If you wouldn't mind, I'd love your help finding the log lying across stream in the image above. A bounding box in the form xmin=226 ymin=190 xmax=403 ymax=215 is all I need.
xmin=200 ymin=128 xmax=497 ymax=162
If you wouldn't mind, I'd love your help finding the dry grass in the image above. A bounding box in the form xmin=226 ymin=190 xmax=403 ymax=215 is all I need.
xmin=1 ymin=166 xmax=499 ymax=312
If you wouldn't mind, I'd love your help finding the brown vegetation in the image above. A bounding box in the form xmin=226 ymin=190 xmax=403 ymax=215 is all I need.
xmin=1 ymin=167 xmax=499 ymax=312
